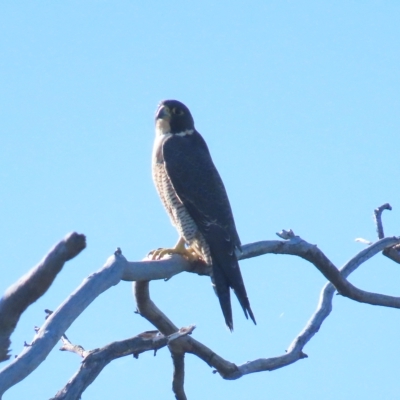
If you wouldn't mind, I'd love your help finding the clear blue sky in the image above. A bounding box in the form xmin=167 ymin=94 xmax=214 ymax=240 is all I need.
xmin=1 ymin=2 xmax=399 ymax=399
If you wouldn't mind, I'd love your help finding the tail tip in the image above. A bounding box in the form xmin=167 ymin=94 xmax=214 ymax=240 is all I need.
xmin=245 ymin=307 xmax=257 ymax=325
xmin=226 ymin=320 xmax=234 ymax=332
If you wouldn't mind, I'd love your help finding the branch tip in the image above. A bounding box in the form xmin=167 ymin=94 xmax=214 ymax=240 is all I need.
xmin=63 ymin=232 xmax=86 ymax=261
xmin=374 ymin=203 xmax=392 ymax=214
xmin=276 ymin=229 xmax=296 ymax=240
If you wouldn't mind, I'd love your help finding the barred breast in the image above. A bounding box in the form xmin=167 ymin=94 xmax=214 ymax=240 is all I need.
xmin=152 ymin=135 xmax=211 ymax=264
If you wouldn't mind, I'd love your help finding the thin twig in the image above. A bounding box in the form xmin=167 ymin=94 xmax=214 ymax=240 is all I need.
xmin=59 ymin=335 xmax=88 ymax=358
xmin=374 ymin=203 xmax=392 ymax=239
xmin=373 ymin=203 xmax=400 ymax=264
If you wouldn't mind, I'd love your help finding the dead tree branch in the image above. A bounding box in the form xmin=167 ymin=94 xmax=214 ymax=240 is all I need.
xmin=171 ymin=350 xmax=187 ymax=400
xmin=59 ymin=334 xmax=88 ymax=359
xmin=43 ymin=310 xmax=88 ymax=358
xmin=1 ymin=203 xmax=399 ymax=398
xmin=373 ymin=203 xmax=400 ymax=264
xmin=135 ymin=280 xmax=240 ymax=379
xmin=241 ymin=234 xmax=400 ymax=307
xmin=0 ymin=249 xmax=202 ymax=397
xmin=374 ymin=203 xmax=392 ymax=239
xmin=135 ymin=280 xmax=188 ymax=400
xmin=0 ymin=232 xmax=86 ymax=363
xmin=133 ymin=230 xmax=400 ymax=388
xmin=51 ymin=327 xmax=194 ymax=400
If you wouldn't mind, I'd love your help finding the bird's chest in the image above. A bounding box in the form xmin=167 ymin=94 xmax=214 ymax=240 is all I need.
xmin=152 ymin=137 xmax=198 ymax=242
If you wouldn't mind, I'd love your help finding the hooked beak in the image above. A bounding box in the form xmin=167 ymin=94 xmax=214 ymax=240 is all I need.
xmin=155 ymin=104 xmax=171 ymax=135
xmin=155 ymin=105 xmax=171 ymax=121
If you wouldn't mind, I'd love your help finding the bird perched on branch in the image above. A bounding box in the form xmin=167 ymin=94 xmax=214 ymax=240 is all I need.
xmin=151 ymin=99 xmax=256 ymax=331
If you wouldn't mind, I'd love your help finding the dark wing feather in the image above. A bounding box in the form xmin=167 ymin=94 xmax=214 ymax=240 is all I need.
xmin=163 ymin=131 xmax=240 ymax=246
xmin=163 ymin=131 xmax=255 ymax=329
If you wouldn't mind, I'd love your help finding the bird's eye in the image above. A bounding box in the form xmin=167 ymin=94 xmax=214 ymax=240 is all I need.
xmin=172 ymin=107 xmax=184 ymax=116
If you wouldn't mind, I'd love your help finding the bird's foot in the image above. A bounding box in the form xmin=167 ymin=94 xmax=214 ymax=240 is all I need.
xmin=149 ymin=238 xmax=200 ymax=262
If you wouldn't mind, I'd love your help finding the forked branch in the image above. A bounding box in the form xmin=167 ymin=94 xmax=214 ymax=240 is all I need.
xmin=51 ymin=327 xmax=194 ymax=400
xmin=1 ymin=204 xmax=399 ymax=399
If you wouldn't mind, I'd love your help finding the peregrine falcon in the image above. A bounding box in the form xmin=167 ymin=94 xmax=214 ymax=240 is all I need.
xmin=152 ymin=99 xmax=256 ymax=331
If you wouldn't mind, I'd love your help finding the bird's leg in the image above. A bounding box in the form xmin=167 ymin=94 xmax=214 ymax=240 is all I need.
xmin=149 ymin=237 xmax=199 ymax=262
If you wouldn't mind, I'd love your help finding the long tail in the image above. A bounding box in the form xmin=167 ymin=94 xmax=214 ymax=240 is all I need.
xmin=210 ymin=246 xmax=256 ymax=331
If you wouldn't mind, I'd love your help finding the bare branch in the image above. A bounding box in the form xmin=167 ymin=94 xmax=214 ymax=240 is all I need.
xmin=52 ymin=332 xmax=167 ymax=400
xmin=204 ymin=236 xmax=400 ymax=378
xmin=51 ymin=326 xmax=194 ymax=400
xmin=2 ymin=214 xmax=398 ymax=397
xmin=383 ymin=245 xmax=400 ymax=264
xmin=236 ymin=236 xmax=400 ymax=377
xmin=240 ymin=235 xmax=400 ymax=308
xmin=135 ymin=280 xmax=179 ymax=334
xmin=171 ymin=351 xmax=186 ymax=400
xmin=173 ymin=335 xmax=241 ymax=379
xmin=59 ymin=335 xmax=88 ymax=359
xmin=135 ymin=231 xmax=400 ymax=384
xmin=122 ymin=254 xmax=193 ymax=281
xmin=44 ymin=310 xmax=88 ymax=358
xmin=134 ymin=279 xmax=240 ymax=380
xmin=135 ymin=278 xmax=188 ymax=399
xmin=341 ymin=236 xmax=398 ymax=278
xmin=0 ymin=248 xmax=201 ymax=397
xmin=0 ymin=248 xmax=125 ymax=397
xmin=371 ymin=203 xmax=400 ymax=264
xmin=0 ymin=232 xmax=86 ymax=363
xmin=374 ymin=203 xmax=392 ymax=239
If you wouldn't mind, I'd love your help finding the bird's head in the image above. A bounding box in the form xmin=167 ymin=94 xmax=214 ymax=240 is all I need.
xmin=155 ymin=100 xmax=195 ymax=135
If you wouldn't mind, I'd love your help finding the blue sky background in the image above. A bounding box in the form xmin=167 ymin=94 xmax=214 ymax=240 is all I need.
xmin=1 ymin=1 xmax=399 ymax=399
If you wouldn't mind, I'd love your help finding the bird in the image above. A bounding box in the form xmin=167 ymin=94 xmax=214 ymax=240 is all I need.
xmin=151 ymin=99 xmax=256 ymax=331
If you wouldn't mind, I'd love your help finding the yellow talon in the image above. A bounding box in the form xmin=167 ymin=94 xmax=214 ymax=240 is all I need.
xmin=149 ymin=238 xmax=200 ymax=262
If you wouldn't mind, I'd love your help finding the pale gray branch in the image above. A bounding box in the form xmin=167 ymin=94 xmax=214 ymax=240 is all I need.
xmin=374 ymin=203 xmax=392 ymax=239
xmin=59 ymin=334 xmax=88 ymax=359
xmin=342 ymin=236 xmax=399 ymax=277
xmin=1 ymin=222 xmax=399 ymax=397
xmin=372 ymin=203 xmax=400 ymax=264
xmin=135 ymin=234 xmax=400 ymax=382
xmin=171 ymin=351 xmax=187 ymax=400
xmin=0 ymin=250 xmax=124 ymax=397
xmin=51 ymin=328 xmax=194 ymax=400
xmin=0 ymin=250 xmax=196 ymax=397
xmin=134 ymin=278 xmax=240 ymax=380
xmin=225 ymin=236 xmax=400 ymax=377
xmin=383 ymin=245 xmax=400 ymax=264
xmin=0 ymin=232 xmax=86 ymax=363
xmin=241 ymin=235 xmax=400 ymax=308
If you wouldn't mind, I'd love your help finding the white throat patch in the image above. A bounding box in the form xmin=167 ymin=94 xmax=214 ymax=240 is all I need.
xmin=155 ymin=121 xmax=194 ymax=138
xmin=175 ymin=129 xmax=194 ymax=137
